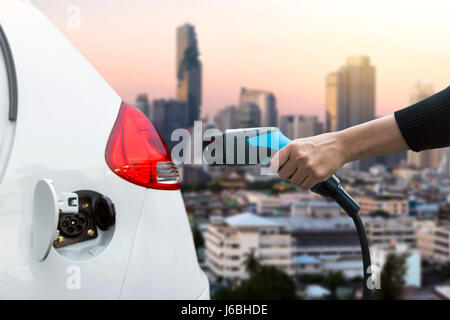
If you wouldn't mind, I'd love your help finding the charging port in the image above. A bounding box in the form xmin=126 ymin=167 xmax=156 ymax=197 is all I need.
xmin=53 ymin=191 xmax=116 ymax=249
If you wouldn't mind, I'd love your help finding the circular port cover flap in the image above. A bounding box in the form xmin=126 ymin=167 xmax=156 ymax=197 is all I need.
xmin=32 ymin=179 xmax=59 ymax=261
xmin=94 ymin=195 xmax=116 ymax=231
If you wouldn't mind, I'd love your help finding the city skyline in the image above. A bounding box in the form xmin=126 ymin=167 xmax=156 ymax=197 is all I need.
xmin=32 ymin=0 xmax=450 ymax=121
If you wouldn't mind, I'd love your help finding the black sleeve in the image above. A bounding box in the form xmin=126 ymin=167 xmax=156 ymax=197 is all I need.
xmin=394 ymin=86 xmax=450 ymax=152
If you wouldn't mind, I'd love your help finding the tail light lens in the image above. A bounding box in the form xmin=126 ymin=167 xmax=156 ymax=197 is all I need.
xmin=105 ymin=102 xmax=180 ymax=190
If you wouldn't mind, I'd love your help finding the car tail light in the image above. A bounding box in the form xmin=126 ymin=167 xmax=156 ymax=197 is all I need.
xmin=105 ymin=102 xmax=180 ymax=190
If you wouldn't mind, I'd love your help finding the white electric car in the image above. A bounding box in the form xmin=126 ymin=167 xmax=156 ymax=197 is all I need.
xmin=0 ymin=0 xmax=209 ymax=299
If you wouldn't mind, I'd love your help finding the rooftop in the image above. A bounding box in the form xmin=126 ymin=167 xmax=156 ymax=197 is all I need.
xmin=323 ymin=260 xmax=363 ymax=270
xmin=269 ymin=216 xmax=354 ymax=231
xmin=416 ymin=204 xmax=439 ymax=212
xmin=292 ymin=200 xmax=340 ymax=208
xmin=305 ymin=285 xmax=330 ymax=298
xmin=225 ymin=213 xmax=280 ymax=228
xmin=294 ymin=254 xmax=321 ymax=265
xmin=434 ymin=286 xmax=450 ymax=299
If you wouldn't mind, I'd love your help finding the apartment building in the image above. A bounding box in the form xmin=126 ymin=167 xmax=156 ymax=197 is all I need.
xmin=415 ymin=204 xmax=439 ymax=220
xmin=416 ymin=225 xmax=435 ymax=260
xmin=363 ymin=217 xmax=416 ymax=247
xmin=290 ymin=200 xmax=341 ymax=218
xmin=246 ymin=192 xmax=283 ymax=215
xmin=205 ymin=213 xmax=292 ymax=281
xmin=271 ymin=216 xmax=362 ymax=278
xmin=438 ymin=204 xmax=450 ymax=223
xmin=434 ymin=225 xmax=450 ymax=263
xmin=205 ymin=213 xmax=367 ymax=281
xmin=354 ymin=195 xmax=408 ymax=216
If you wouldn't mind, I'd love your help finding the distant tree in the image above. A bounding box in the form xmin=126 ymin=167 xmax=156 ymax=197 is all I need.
xmin=374 ymin=253 xmax=407 ymax=300
xmin=421 ymin=259 xmax=431 ymax=269
xmin=349 ymin=275 xmax=364 ymax=283
xmin=304 ymin=274 xmax=325 ymax=284
xmin=189 ymin=218 xmax=204 ymax=250
xmin=247 ymin=180 xmax=280 ymax=190
xmin=192 ymin=225 xmax=204 ymax=249
xmin=353 ymin=178 xmax=368 ymax=186
xmin=214 ymin=266 xmax=297 ymax=300
xmin=370 ymin=210 xmax=390 ymax=218
xmin=441 ymin=262 xmax=450 ymax=279
xmin=213 ymin=288 xmax=235 ymax=300
xmin=243 ymin=249 xmax=261 ymax=277
xmin=208 ymin=181 xmax=223 ymax=192
xmin=180 ymin=184 xmax=194 ymax=192
xmin=181 ymin=183 xmax=207 ymax=192
xmin=326 ymin=271 xmax=346 ymax=297
xmin=195 ymin=182 xmax=207 ymax=191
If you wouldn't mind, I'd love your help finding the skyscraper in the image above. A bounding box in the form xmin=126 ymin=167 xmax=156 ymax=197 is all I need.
xmin=151 ymin=99 xmax=188 ymax=150
xmin=409 ymin=81 xmax=434 ymax=104
xmin=214 ymin=105 xmax=238 ymax=131
xmin=326 ymin=56 xmax=376 ymax=132
xmin=135 ymin=93 xmax=151 ymax=119
xmin=406 ymin=82 xmax=447 ymax=169
xmin=236 ymin=102 xmax=261 ymax=128
xmin=176 ymin=23 xmax=202 ymax=127
xmin=325 ymin=73 xmax=339 ymax=132
xmin=326 ymin=56 xmax=376 ymax=171
xmin=239 ymin=87 xmax=277 ymax=127
xmin=280 ymin=115 xmax=323 ymax=140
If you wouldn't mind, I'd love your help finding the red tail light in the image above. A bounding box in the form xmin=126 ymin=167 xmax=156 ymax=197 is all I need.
xmin=105 ymin=102 xmax=180 ymax=190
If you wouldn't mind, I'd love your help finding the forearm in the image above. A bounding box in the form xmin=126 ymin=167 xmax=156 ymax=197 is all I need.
xmin=337 ymin=114 xmax=409 ymax=164
xmin=276 ymin=86 xmax=450 ymax=189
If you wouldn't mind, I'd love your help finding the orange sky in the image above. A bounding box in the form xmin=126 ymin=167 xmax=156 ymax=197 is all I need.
xmin=32 ymin=0 xmax=450 ymax=121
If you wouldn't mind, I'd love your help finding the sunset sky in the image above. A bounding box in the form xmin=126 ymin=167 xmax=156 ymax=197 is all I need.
xmin=31 ymin=0 xmax=450 ymax=121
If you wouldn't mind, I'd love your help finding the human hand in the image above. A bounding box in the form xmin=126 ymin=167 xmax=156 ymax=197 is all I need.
xmin=269 ymin=132 xmax=347 ymax=190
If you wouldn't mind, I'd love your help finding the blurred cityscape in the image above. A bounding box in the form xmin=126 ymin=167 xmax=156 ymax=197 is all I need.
xmin=136 ymin=23 xmax=450 ymax=300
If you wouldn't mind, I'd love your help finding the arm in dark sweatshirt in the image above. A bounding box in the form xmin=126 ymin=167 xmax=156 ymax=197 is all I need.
xmin=394 ymin=86 xmax=450 ymax=152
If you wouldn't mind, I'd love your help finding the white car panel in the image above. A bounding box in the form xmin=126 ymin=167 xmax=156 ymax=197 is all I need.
xmin=120 ymin=190 xmax=209 ymax=299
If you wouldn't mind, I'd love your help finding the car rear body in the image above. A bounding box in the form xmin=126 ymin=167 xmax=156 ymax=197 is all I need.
xmin=0 ymin=0 xmax=208 ymax=299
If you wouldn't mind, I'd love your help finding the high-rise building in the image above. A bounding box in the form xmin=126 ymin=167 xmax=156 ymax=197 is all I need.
xmin=135 ymin=93 xmax=151 ymax=119
xmin=439 ymin=148 xmax=450 ymax=177
xmin=280 ymin=115 xmax=323 ymax=140
xmin=408 ymin=147 xmax=446 ymax=170
xmin=409 ymin=81 xmax=434 ymax=104
xmin=406 ymin=82 xmax=447 ymax=169
xmin=326 ymin=56 xmax=376 ymax=171
xmin=176 ymin=23 xmax=202 ymax=127
xmin=236 ymin=102 xmax=261 ymax=128
xmin=151 ymin=99 xmax=188 ymax=149
xmin=239 ymin=87 xmax=277 ymax=127
xmin=214 ymin=105 xmax=238 ymax=131
xmin=325 ymin=73 xmax=339 ymax=132
xmin=326 ymin=56 xmax=376 ymax=132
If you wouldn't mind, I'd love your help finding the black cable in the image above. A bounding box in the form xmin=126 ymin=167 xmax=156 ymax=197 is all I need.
xmin=333 ymin=188 xmax=372 ymax=300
